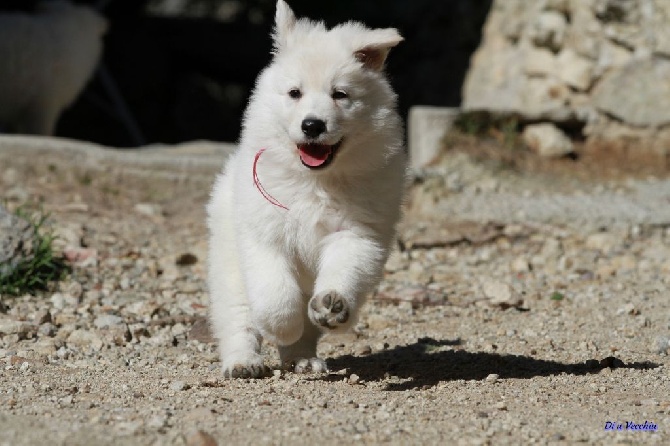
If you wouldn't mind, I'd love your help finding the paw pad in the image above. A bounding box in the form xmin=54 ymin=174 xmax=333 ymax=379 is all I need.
xmin=309 ymin=291 xmax=349 ymax=329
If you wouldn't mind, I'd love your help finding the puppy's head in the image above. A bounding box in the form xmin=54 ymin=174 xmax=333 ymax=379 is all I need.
xmin=253 ymin=0 xmax=403 ymax=173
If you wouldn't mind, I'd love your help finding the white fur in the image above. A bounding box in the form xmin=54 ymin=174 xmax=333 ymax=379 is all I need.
xmin=207 ymin=0 xmax=405 ymax=377
xmin=0 ymin=1 xmax=108 ymax=135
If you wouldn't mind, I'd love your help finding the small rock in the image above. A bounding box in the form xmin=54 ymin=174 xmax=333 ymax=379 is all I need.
xmin=147 ymin=414 xmax=169 ymax=429
xmin=93 ymin=314 xmax=125 ymax=329
xmin=355 ymin=345 xmax=372 ymax=356
xmin=100 ymin=325 xmax=132 ymax=346
xmin=0 ymin=319 xmax=35 ymax=340
xmin=0 ymin=318 xmax=23 ymax=335
xmin=179 ymin=282 xmax=201 ymax=294
xmin=33 ymin=338 xmax=61 ymax=356
xmin=481 ymin=280 xmax=523 ymax=309
xmin=186 ymin=430 xmax=218 ymax=446
xmin=67 ymin=329 xmax=104 ymax=351
xmin=585 ymin=232 xmax=618 ymax=253
xmin=522 ymin=123 xmax=574 ymax=158
xmin=653 ymin=336 xmax=670 ymax=354
xmin=63 ymin=248 xmax=98 ymax=267
xmin=50 ymin=293 xmax=66 ymax=310
xmin=169 ymin=381 xmax=190 ymax=391
xmin=134 ymin=203 xmax=164 ymax=218
xmin=37 ymin=323 xmax=57 ymax=338
xmin=485 ymin=373 xmax=499 ymax=382
xmin=494 ymin=401 xmax=508 ymax=411
xmin=510 ymin=257 xmax=530 ymax=273
xmin=33 ymin=310 xmax=52 ymax=325
xmin=349 ymin=374 xmax=360 ymax=384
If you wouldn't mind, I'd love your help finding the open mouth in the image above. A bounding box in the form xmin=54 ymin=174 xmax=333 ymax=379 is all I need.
xmin=297 ymin=140 xmax=342 ymax=170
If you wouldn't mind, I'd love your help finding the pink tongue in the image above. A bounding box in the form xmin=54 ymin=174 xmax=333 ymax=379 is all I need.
xmin=298 ymin=144 xmax=331 ymax=167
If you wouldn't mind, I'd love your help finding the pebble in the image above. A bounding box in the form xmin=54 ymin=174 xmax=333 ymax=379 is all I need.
xmin=355 ymin=345 xmax=372 ymax=356
xmin=585 ymin=232 xmax=618 ymax=253
xmin=32 ymin=310 xmax=52 ymax=325
xmin=349 ymin=374 xmax=361 ymax=385
xmin=93 ymin=314 xmax=125 ymax=329
xmin=494 ymin=401 xmax=508 ymax=411
xmin=67 ymin=330 xmax=104 ymax=351
xmin=485 ymin=374 xmax=499 ymax=382
xmin=134 ymin=203 xmax=164 ymax=218
xmin=510 ymin=257 xmax=530 ymax=273
xmin=146 ymin=414 xmax=169 ymax=429
xmin=169 ymin=381 xmax=190 ymax=391
xmin=481 ymin=280 xmax=523 ymax=309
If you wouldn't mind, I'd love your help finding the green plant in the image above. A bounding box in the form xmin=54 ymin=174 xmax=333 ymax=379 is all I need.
xmin=0 ymin=209 xmax=69 ymax=296
xmin=550 ymin=291 xmax=565 ymax=301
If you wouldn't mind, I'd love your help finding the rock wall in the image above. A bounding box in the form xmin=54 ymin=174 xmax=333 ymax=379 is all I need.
xmin=463 ymin=0 xmax=670 ymax=154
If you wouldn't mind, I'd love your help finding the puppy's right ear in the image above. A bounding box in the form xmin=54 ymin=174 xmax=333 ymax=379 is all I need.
xmin=272 ymin=0 xmax=296 ymax=53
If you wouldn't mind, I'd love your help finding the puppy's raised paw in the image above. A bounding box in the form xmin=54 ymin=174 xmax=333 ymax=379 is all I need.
xmin=308 ymin=290 xmax=350 ymax=330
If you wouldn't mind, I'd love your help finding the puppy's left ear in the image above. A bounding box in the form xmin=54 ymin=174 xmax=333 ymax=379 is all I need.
xmin=354 ymin=28 xmax=403 ymax=71
xmin=272 ymin=0 xmax=297 ymax=53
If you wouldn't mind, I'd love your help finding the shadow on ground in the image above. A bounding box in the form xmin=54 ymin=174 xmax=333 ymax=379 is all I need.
xmin=326 ymin=337 xmax=660 ymax=391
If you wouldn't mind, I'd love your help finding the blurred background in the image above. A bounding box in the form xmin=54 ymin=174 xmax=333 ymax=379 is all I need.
xmin=0 ymin=0 xmax=492 ymax=147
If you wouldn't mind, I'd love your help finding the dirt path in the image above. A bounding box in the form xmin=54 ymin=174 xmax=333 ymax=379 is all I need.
xmin=0 ymin=136 xmax=668 ymax=445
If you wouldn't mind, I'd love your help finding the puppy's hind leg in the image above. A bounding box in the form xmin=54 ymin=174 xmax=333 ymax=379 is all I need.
xmin=278 ymin=316 xmax=328 ymax=374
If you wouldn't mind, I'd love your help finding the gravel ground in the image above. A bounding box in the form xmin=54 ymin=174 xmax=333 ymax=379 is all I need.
xmin=0 ymin=136 xmax=669 ymax=445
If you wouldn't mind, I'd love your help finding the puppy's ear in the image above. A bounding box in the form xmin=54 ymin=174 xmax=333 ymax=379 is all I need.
xmin=272 ymin=0 xmax=297 ymax=53
xmin=354 ymin=28 xmax=403 ymax=71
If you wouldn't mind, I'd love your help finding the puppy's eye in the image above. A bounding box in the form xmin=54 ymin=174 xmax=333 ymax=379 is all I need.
xmin=332 ymin=90 xmax=348 ymax=100
xmin=288 ymin=88 xmax=302 ymax=99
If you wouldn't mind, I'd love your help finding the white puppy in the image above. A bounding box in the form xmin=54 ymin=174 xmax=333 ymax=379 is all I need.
xmin=207 ymin=0 xmax=405 ymax=378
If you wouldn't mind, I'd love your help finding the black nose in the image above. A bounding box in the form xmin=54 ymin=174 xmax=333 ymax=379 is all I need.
xmin=301 ymin=118 xmax=327 ymax=139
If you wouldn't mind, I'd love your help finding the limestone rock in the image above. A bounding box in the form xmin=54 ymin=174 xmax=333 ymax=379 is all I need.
xmin=529 ymin=11 xmax=567 ymax=52
xmin=592 ymin=58 xmax=670 ymax=127
xmin=522 ymin=123 xmax=574 ymax=157
xmin=462 ymin=0 xmax=670 ymax=150
xmin=408 ymin=106 xmax=459 ymax=169
xmin=556 ymin=49 xmax=595 ymax=91
xmin=523 ymin=48 xmax=556 ymax=77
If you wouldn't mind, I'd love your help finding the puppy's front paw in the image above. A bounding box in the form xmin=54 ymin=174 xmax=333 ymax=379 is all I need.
xmin=308 ymin=290 xmax=350 ymax=330
xmin=286 ymin=357 xmax=329 ymax=374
